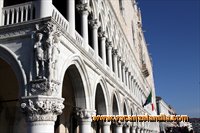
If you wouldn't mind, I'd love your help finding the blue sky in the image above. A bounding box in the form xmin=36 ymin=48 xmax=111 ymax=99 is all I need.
xmin=137 ymin=0 xmax=200 ymax=118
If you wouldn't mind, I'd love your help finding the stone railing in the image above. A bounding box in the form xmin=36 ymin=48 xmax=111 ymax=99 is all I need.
xmin=52 ymin=5 xmax=69 ymax=32
xmin=75 ymin=31 xmax=84 ymax=47
xmin=2 ymin=2 xmax=34 ymax=25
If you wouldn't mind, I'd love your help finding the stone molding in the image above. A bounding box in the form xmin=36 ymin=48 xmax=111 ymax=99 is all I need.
xmin=21 ymin=96 xmax=64 ymax=122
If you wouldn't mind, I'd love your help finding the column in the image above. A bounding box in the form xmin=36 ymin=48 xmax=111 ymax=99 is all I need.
xmin=118 ymin=56 xmax=122 ymax=81
xmin=21 ymin=96 xmax=64 ymax=133
xmin=123 ymin=124 xmax=130 ymax=133
xmin=106 ymin=41 xmax=113 ymax=70
xmin=77 ymin=109 xmax=95 ymax=133
xmin=101 ymin=121 xmax=111 ymax=133
xmin=89 ymin=19 xmax=99 ymax=58
xmin=125 ymin=67 xmax=129 ymax=88
xmin=0 ymin=0 xmax=3 ymax=25
xmin=67 ymin=0 xmax=75 ymax=37
xmin=114 ymin=122 xmax=123 ymax=133
xmin=77 ymin=3 xmax=89 ymax=49
xmin=131 ymin=126 xmax=137 ymax=133
xmin=98 ymin=31 xmax=107 ymax=65
xmin=113 ymin=49 xmax=118 ymax=77
xmin=122 ymin=62 xmax=125 ymax=83
xmin=35 ymin=0 xmax=52 ymax=18
xmin=128 ymin=72 xmax=131 ymax=89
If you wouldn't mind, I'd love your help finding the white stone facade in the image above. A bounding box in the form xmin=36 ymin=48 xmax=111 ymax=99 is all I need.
xmin=0 ymin=0 xmax=159 ymax=133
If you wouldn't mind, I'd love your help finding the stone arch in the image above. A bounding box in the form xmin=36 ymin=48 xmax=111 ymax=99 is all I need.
xmin=111 ymin=91 xmax=121 ymax=115
xmin=0 ymin=45 xmax=27 ymax=96
xmin=93 ymin=76 xmax=110 ymax=115
xmin=123 ymin=99 xmax=129 ymax=115
xmin=59 ymin=54 xmax=91 ymax=109
xmin=0 ymin=46 xmax=27 ymax=132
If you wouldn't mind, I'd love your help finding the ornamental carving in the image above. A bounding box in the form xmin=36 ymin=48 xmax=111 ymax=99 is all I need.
xmin=31 ymin=21 xmax=61 ymax=96
xmin=76 ymin=3 xmax=90 ymax=13
xmin=21 ymin=96 xmax=64 ymax=122
xmin=76 ymin=109 xmax=96 ymax=119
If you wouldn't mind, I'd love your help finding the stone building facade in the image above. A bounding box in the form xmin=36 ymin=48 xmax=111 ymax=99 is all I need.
xmin=0 ymin=0 xmax=159 ymax=133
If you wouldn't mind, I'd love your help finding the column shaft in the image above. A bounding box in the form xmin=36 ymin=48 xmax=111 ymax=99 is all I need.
xmin=107 ymin=42 xmax=113 ymax=70
xmin=28 ymin=121 xmax=54 ymax=133
xmin=101 ymin=122 xmax=111 ymax=133
xmin=35 ymin=0 xmax=52 ymax=18
xmin=81 ymin=11 xmax=89 ymax=46
xmin=113 ymin=49 xmax=118 ymax=76
xmin=114 ymin=125 xmax=123 ymax=133
xmin=122 ymin=63 xmax=125 ymax=83
xmin=80 ymin=119 xmax=92 ymax=133
xmin=118 ymin=57 xmax=122 ymax=80
xmin=67 ymin=0 xmax=75 ymax=37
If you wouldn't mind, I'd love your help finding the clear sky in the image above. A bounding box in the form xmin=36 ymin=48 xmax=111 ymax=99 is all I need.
xmin=137 ymin=0 xmax=200 ymax=118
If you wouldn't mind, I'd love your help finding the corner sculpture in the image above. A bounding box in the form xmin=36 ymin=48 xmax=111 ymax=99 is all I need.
xmin=31 ymin=21 xmax=61 ymax=96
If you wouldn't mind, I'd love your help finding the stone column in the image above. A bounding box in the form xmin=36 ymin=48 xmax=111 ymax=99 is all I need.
xmin=113 ymin=122 xmax=123 ymax=133
xmin=131 ymin=126 xmax=137 ymax=133
xmin=106 ymin=41 xmax=113 ymax=70
xmin=89 ymin=19 xmax=99 ymax=58
xmin=123 ymin=123 xmax=130 ymax=133
xmin=21 ymin=96 xmax=64 ymax=133
xmin=77 ymin=109 xmax=95 ymax=133
xmin=35 ymin=0 xmax=52 ymax=18
xmin=76 ymin=3 xmax=90 ymax=49
xmin=67 ymin=0 xmax=75 ymax=37
xmin=101 ymin=121 xmax=111 ymax=133
xmin=98 ymin=31 xmax=107 ymax=66
xmin=128 ymin=72 xmax=131 ymax=90
xmin=125 ymin=67 xmax=129 ymax=88
xmin=122 ymin=62 xmax=125 ymax=83
xmin=0 ymin=0 xmax=4 ymax=25
xmin=118 ymin=56 xmax=122 ymax=81
xmin=113 ymin=49 xmax=118 ymax=77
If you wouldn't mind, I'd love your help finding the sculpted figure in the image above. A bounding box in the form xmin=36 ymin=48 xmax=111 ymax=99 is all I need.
xmin=34 ymin=33 xmax=45 ymax=79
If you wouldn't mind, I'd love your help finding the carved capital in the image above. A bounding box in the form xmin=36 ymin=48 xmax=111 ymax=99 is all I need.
xmin=30 ymin=79 xmax=60 ymax=96
xmin=112 ymin=49 xmax=118 ymax=55
xmin=118 ymin=56 xmax=122 ymax=62
xmin=21 ymin=96 xmax=64 ymax=122
xmin=89 ymin=19 xmax=99 ymax=28
xmin=125 ymin=67 xmax=128 ymax=72
xmin=76 ymin=109 xmax=96 ymax=120
xmin=76 ymin=3 xmax=90 ymax=14
xmin=98 ymin=31 xmax=106 ymax=38
xmin=106 ymin=41 xmax=112 ymax=49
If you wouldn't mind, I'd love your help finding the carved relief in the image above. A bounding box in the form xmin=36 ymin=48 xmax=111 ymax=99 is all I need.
xmin=21 ymin=96 xmax=64 ymax=122
xmin=31 ymin=21 xmax=61 ymax=96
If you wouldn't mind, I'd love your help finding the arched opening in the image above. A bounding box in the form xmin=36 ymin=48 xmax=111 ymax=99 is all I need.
xmin=0 ymin=58 xmax=26 ymax=133
xmin=112 ymin=94 xmax=119 ymax=115
xmin=93 ymin=83 xmax=107 ymax=133
xmin=55 ymin=65 xmax=86 ymax=133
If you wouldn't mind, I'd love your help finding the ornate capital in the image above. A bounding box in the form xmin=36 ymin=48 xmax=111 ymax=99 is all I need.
xmin=106 ymin=41 xmax=112 ymax=49
xmin=76 ymin=109 xmax=96 ymax=120
xmin=76 ymin=3 xmax=90 ymax=14
xmin=112 ymin=49 xmax=118 ymax=55
xmin=118 ymin=56 xmax=122 ymax=62
xmin=21 ymin=96 xmax=64 ymax=122
xmin=30 ymin=79 xmax=60 ymax=96
xmin=98 ymin=31 xmax=106 ymax=38
xmin=89 ymin=19 xmax=99 ymax=28
xmin=125 ymin=67 xmax=128 ymax=72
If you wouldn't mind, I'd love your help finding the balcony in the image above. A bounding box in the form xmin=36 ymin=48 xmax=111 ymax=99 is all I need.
xmin=1 ymin=1 xmax=69 ymax=32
